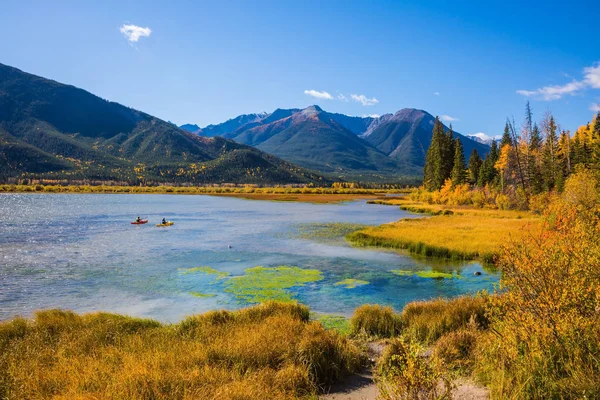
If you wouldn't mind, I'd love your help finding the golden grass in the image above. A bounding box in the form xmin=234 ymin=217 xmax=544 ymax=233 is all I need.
xmin=0 ymin=302 xmax=363 ymax=400
xmin=348 ymin=198 xmax=540 ymax=261
xmin=0 ymin=184 xmax=395 ymax=203
xmin=349 ymin=304 xmax=403 ymax=338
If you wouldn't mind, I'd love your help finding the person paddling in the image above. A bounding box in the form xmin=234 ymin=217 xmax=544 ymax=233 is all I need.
xmin=136 ymin=216 xmax=141 ymax=223
xmin=162 ymin=218 xmax=167 ymax=225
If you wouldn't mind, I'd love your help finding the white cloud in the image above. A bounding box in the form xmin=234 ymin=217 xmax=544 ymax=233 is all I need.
xmin=433 ymin=92 xmax=440 ymax=96
xmin=351 ymin=94 xmax=379 ymax=106
xmin=584 ymin=63 xmax=600 ymax=88
xmin=517 ymin=61 xmax=600 ymax=101
xmin=362 ymin=114 xmax=381 ymax=118
xmin=120 ymin=24 xmax=152 ymax=43
xmin=304 ymin=89 xmax=333 ymax=100
xmin=516 ymin=80 xmax=585 ymax=101
xmin=590 ymin=103 xmax=600 ymax=113
xmin=441 ymin=114 xmax=459 ymax=122
xmin=337 ymin=93 xmax=348 ymax=102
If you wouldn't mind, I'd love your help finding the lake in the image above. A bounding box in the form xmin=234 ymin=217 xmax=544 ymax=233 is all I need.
xmin=0 ymin=193 xmax=497 ymax=322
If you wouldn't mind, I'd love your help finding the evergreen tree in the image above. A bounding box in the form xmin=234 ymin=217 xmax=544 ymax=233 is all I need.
xmin=477 ymin=141 xmax=499 ymax=187
xmin=500 ymin=123 xmax=512 ymax=148
xmin=440 ymin=124 xmax=455 ymax=183
xmin=529 ymin=123 xmax=541 ymax=151
xmin=468 ymin=148 xmax=482 ymax=184
xmin=423 ymin=117 xmax=446 ymax=191
xmin=451 ymin=138 xmax=467 ymax=186
xmin=541 ymin=115 xmax=559 ymax=190
xmin=528 ymin=123 xmax=543 ymax=194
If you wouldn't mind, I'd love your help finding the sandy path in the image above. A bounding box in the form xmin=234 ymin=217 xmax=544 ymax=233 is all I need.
xmin=320 ymin=343 xmax=489 ymax=400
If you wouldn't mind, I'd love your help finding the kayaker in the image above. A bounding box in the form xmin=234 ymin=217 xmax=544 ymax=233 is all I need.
xmin=162 ymin=218 xmax=166 ymax=225
xmin=136 ymin=216 xmax=141 ymax=223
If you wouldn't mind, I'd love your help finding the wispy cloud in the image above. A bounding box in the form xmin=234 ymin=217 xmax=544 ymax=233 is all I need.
xmin=304 ymin=89 xmax=333 ymax=100
xmin=337 ymin=93 xmax=348 ymax=102
xmin=120 ymin=24 xmax=152 ymax=43
xmin=584 ymin=64 xmax=600 ymax=88
xmin=441 ymin=114 xmax=459 ymax=122
xmin=362 ymin=114 xmax=381 ymax=118
xmin=517 ymin=61 xmax=600 ymax=101
xmin=590 ymin=103 xmax=600 ymax=113
xmin=351 ymin=94 xmax=379 ymax=106
xmin=433 ymin=92 xmax=440 ymax=96
xmin=516 ymin=81 xmax=585 ymax=101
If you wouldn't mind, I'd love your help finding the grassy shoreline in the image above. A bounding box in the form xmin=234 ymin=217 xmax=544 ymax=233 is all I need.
xmin=0 ymin=184 xmax=405 ymax=203
xmin=347 ymin=197 xmax=541 ymax=261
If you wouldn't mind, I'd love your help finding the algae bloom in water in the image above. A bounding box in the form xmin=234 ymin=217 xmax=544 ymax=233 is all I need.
xmin=391 ymin=269 xmax=458 ymax=279
xmin=225 ymin=266 xmax=323 ymax=304
xmin=334 ymin=278 xmax=370 ymax=289
xmin=179 ymin=266 xmax=230 ymax=279
xmin=189 ymin=292 xmax=216 ymax=298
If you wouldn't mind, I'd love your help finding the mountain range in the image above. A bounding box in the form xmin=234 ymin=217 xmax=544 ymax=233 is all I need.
xmin=0 ymin=61 xmax=489 ymax=185
xmin=0 ymin=63 xmax=324 ymax=185
xmin=181 ymin=106 xmax=489 ymax=179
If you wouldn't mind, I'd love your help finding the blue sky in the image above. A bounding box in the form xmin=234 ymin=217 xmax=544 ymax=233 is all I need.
xmin=1 ymin=0 xmax=599 ymax=138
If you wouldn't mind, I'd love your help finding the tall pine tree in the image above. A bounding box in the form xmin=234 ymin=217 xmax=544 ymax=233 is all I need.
xmin=468 ymin=148 xmax=482 ymax=184
xmin=423 ymin=117 xmax=446 ymax=190
xmin=451 ymin=138 xmax=467 ymax=186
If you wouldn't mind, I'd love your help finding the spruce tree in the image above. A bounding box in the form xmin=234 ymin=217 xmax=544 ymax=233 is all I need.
xmin=468 ymin=148 xmax=482 ymax=185
xmin=451 ymin=138 xmax=467 ymax=186
xmin=529 ymin=123 xmax=541 ymax=151
xmin=440 ymin=124 xmax=455 ymax=184
xmin=528 ymin=123 xmax=543 ymax=194
xmin=424 ymin=117 xmax=445 ymax=191
xmin=500 ymin=123 xmax=512 ymax=148
xmin=541 ymin=115 xmax=559 ymax=190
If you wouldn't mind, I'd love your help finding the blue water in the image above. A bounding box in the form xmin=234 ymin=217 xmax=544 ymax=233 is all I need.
xmin=0 ymin=194 xmax=497 ymax=322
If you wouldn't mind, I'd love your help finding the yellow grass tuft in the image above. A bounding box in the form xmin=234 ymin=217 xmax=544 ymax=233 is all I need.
xmin=0 ymin=302 xmax=362 ymax=399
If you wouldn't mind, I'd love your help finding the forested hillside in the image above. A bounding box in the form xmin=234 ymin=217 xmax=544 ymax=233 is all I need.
xmin=0 ymin=63 xmax=324 ymax=185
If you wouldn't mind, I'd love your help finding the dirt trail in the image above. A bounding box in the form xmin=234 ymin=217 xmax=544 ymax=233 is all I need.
xmin=320 ymin=343 xmax=489 ymax=400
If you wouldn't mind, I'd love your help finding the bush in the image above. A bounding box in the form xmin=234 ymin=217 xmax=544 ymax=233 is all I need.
xmin=350 ymin=304 xmax=402 ymax=338
xmin=401 ymin=296 xmax=487 ymax=344
xmin=432 ymin=328 xmax=480 ymax=373
xmin=476 ymin=203 xmax=600 ymax=398
xmin=376 ymin=338 xmax=452 ymax=400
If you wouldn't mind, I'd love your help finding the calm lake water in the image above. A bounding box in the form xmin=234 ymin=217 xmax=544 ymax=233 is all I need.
xmin=0 ymin=194 xmax=498 ymax=322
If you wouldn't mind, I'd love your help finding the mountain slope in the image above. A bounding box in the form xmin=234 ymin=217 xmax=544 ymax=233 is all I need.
xmin=223 ymin=106 xmax=420 ymax=178
xmin=364 ymin=108 xmax=489 ymax=167
xmin=186 ymin=107 xmax=487 ymax=178
xmin=0 ymin=63 xmax=323 ymax=184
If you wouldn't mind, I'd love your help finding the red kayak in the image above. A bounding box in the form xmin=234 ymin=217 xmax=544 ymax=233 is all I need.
xmin=131 ymin=220 xmax=148 ymax=225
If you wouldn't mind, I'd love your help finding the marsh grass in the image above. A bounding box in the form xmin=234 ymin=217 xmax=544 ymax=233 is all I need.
xmin=347 ymin=206 xmax=539 ymax=261
xmin=0 ymin=302 xmax=363 ymax=400
xmin=350 ymin=305 xmax=403 ymax=338
xmin=401 ymin=296 xmax=488 ymax=344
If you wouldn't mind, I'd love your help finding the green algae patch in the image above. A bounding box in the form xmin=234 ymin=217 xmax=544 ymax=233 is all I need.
xmin=312 ymin=314 xmax=351 ymax=336
xmin=225 ymin=266 xmax=323 ymax=304
xmin=392 ymin=270 xmax=459 ymax=279
xmin=334 ymin=278 xmax=370 ymax=289
xmin=179 ymin=266 xmax=229 ymax=279
xmin=190 ymin=292 xmax=216 ymax=298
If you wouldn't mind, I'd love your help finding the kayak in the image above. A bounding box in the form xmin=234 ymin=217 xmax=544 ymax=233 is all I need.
xmin=156 ymin=221 xmax=174 ymax=227
xmin=131 ymin=220 xmax=148 ymax=225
